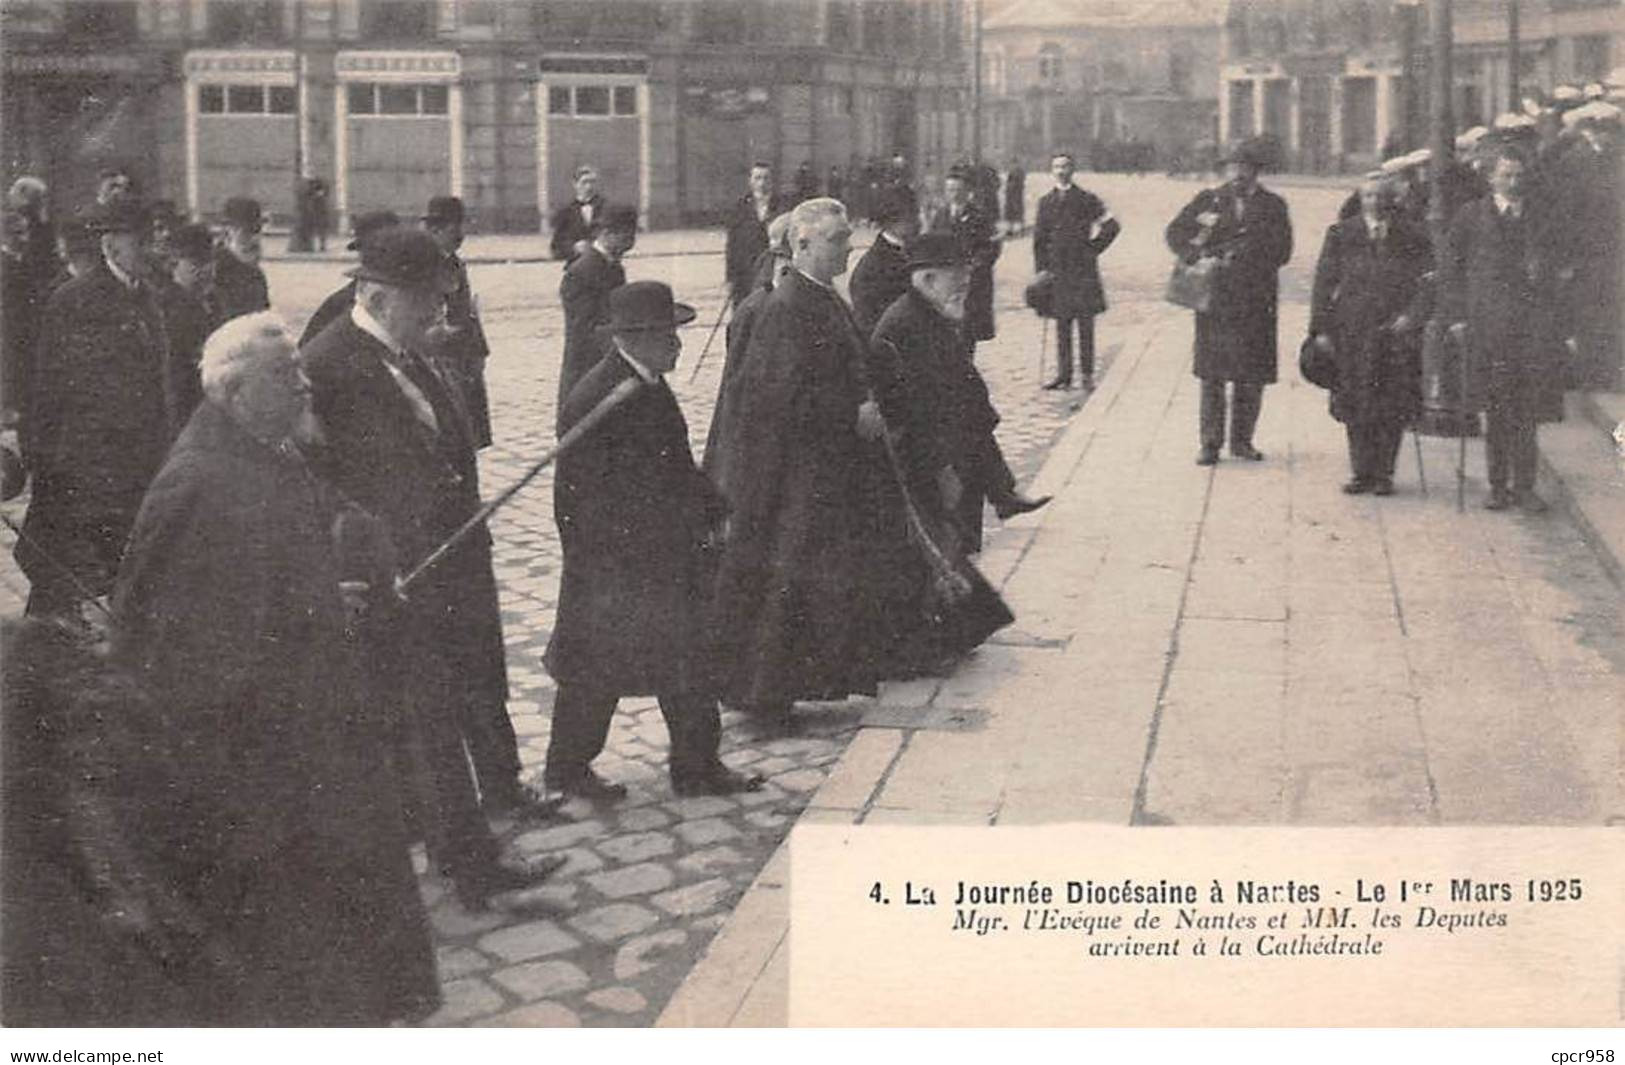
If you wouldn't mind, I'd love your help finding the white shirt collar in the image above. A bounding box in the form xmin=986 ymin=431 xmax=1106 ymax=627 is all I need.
xmin=614 ymin=341 xmax=659 ymax=383
xmin=1492 ymin=194 xmax=1523 ymax=216
xmin=105 ymin=256 xmax=139 ymax=290
xmin=350 ymin=301 xmax=406 ymax=358
xmin=795 ymin=268 xmax=834 ymax=292
xmin=881 ymin=231 xmax=906 ymax=248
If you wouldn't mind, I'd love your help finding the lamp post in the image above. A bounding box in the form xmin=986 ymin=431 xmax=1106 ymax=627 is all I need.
xmin=1508 ymin=0 xmax=1520 ymax=111
xmin=971 ymin=0 xmax=983 ymax=162
xmin=1396 ymin=0 xmax=1422 ymax=151
xmin=287 ymin=1 xmax=310 ymax=253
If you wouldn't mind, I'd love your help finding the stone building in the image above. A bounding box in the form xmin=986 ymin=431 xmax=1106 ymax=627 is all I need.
xmin=1219 ymin=0 xmax=1625 ymax=175
xmin=978 ymin=0 xmax=1224 ymax=168
xmin=2 ymin=0 xmax=971 ymax=232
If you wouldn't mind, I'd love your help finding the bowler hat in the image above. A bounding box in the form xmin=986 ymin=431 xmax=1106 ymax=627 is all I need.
xmin=1024 ymin=272 xmax=1055 ymax=318
xmin=345 ymin=224 xmax=456 ymax=292
xmin=423 ymin=195 xmax=465 ymax=227
xmin=600 ymin=281 xmax=696 ymax=335
xmin=347 ymin=209 xmax=402 ymax=251
xmin=1299 ymin=335 xmax=1338 ymax=390
xmin=169 ymin=222 xmax=216 ymax=262
xmin=84 ymin=199 xmax=150 ymax=235
xmin=872 ymin=187 xmax=917 ymax=228
xmin=591 ymin=205 xmax=640 ymax=236
xmin=906 ymin=232 xmax=968 ymax=270
xmin=222 ymin=196 xmax=263 ymax=232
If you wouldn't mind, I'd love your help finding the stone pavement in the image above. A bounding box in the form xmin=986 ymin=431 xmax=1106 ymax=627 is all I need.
xmin=660 ymin=298 xmax=1625 ymax=1026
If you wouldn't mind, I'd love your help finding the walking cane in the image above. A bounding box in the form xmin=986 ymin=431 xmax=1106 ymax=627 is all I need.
xmin=395 ymin=376 xmax=645 ymax=596
xmin=1412 ymin=427 xmax=1428 ymax=498
xmin=1455 ymin=328 xmax=1469 ymax=514
xmin=685 ymin=293 xmax=732 ymax=385
xmin=1038 ymin=314 xmax=1049 ymax=386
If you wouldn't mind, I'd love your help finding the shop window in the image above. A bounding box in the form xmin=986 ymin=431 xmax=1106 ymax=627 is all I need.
xmin=549 ymin=85 xmax=640 ymax=117
xmin=1038 ymin=43 xmax=1063 ymax=83
xmin=207 ymin=0 xmax=285 ymax=43
xmin=574 ymin=86 xmax=611 ymax=115
xmin=613 ymin=86 xmax=638 ymax=116
xmin=360 ymin=0 xmax=434 ymax=39
xmin=201 ymin=83 xmax=297 ymax=115
xmin=227 ymin=84 xmax=263 ymax=112
xmin=269 ymin=85 xmax=297 ymax=113
xmin=347 ymin=83 xmax=450 ymax=117
xmin=549 ymin=86 xmax=573 ymax=114
xmin=199 ymin=85 xmax=227 ymax=113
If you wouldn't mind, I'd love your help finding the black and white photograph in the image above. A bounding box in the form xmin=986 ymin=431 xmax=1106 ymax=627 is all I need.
xmin=0 ymin=0 xmax=1620 ymax=1045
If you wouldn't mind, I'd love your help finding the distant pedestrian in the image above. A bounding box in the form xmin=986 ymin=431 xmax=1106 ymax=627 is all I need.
xmin=927 ymin=164 xmax=1000 ymax=347
xmin=1165 ymin=137 xmax=1293 ymax=465
xmin=423 ymin=195 xmax=494 ymax=448
xmin=1442 ymin=149 xmax=1562 ymax=512
xmin=1309 ymin=173 xmax=1432 ymax=496
xmin=724 ymin=161 xmax=785 ymax=309
xmin=549 ymin=165 xmax=606 ymax=264
xmin=794 ymin=160 xmax=820 ymax=204
xmin=95 ymin=167 xmax=136 ymax=207
xmin=154 ymin=222 xmax=220 ymax=437
xmin=1032 ymin=151 xmax=1121 ymax=391
xmin=544 ymin=281 xmax=765 ymax=800
xmin=299 ymin=209 xmax=401 ymax=346
xmin=558 ymin=204 xmax=637 ymax=425
xmin=849 ymin=187 xmax=920 ymax=335
xmin=212 ymin=196 xmax=270 ymax=322
xmin=1003 ymin=160 xmax=1026 ymax=235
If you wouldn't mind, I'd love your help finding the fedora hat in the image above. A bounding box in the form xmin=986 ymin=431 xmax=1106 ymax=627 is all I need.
xmin=906 ymin=232 xmax=968 ymax=270
xmin=423 ymin=195 xmax=465 ymax=227
xmin=345 ymin=224 xmax=457 ymax=292
xmin=222 ymin=196 xmax=263 ymax=232
xmin=347 ymin=209 xmax=402 ymax=251
xmin=599 ymin=281 xmax=696 ymax=335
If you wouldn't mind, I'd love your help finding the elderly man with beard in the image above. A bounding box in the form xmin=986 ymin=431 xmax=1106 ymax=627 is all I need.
xmin=108 ymin=313 xmax=439 ymax=1024
xmin=301 ymin=226 xmax=561 ymax=910
xmin=709 ymin=198 xmax=889 ymax=725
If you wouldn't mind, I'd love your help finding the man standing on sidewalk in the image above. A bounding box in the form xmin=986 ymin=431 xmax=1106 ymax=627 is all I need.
xmin=1165 ymin=138 xmax=1293 ymax=465
xmin=1309 ymin=173 xmax=1432 ymax=496
xmin=1441 ymin=148 xmax=1561 ymax=512
xmin=549 ymin=165 xmax=605 ymax=265
xmin=1032 ymin=150 xmax=1121 ymax=391
xmin=543 ymin=282 xmax=764 ymax=800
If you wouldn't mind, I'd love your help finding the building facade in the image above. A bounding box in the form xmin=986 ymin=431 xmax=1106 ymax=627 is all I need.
xmin=1219 ymin=0 xmax=1625 ymax=175
xmin=2 ymin=0 xmax=971 ymax=232
xmin=978 ymin=0 xmax=1224 ymax=169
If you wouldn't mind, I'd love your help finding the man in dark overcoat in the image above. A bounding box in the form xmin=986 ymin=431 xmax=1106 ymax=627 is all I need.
xmin=1165 ymin=138 xmax=1293 ymax=465
xmin=724 ymin=161 xmax=785 ymax=310
xmin=704 ymin=211 xmax=793 ymax=503
xmin=423 ymin=195 xmax=494 ymax=448
xmin=709 ymin=198 xmax=888 ymax=720
xmin=849 ymin=188 xmax=919 ymax=334
xmin=558 ymin=205 xmax=636 ymax=426
xmin=544 ymin=282 xmax=765 ymax=800
xmin=301 ymin=226 xmax=561 ymax=910
xmin=154 ymin=222 xmax=219 ymax=439
xmin=927 ymin=164 xmax=1001 ymax=346
xmin=549 ymin=165 xmax=606 ymax=264
xmin=109 ymin=313 xmax=439 ymax=1024
xmin=1441 ymin=149 xmax=1563 ymax=512
xmin=1003 ymin=160 xmax=1027 ymax=235
xmin=18 ymin=200 xmax=169 ymax=621
xmin=1551 ymin=103 xmax=1621 ymax=390
xmin=298 ymin=209 xmax=402 ymax=346
xmin=1309 ymin=173 xmax=1433 ymax=496
xmin=211 ymin=196 xmax=270 ymax=322
xmin=1033 ymin=151 xmax=1121 ymax=390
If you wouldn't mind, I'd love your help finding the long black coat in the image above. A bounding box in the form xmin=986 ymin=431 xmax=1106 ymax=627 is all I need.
xmin=154 ymin=278 xmax=215 ymax=439
xmin=299 ymin=315 xmax=513 ymax=747
xmin=724 ymin=193 xmax=785 ymax=307
xmin=703 ymin=277 xmax=772 ymax=502
xmin=18 ymin=265 xmax=169 ymax=597
xmin=849 ymin=234 xmax=911 ymax=336
xmin=927 ymin=201 xmax=1001 ymax=342
xmin=210 ymin=247 xmax=269 ymax=323
xmin=558 ymin=245 xmax=625 ymax=428
xmin=1166 ymin=183 xmax=1293 ymax=383
xmin=1033 ymin=184 xmax=1120 ymax=320
xmin=110 ymin=402 xmax=437 ymax=1024
xmin=300 ymin=280 xmax=356 ymax=347
xmin=1003 ymin=167 xmax=1026 ymax=225
xmin=709 ymin=271 xmax=885 ymax=705
xmin=1439 ymin=197 xmax=1564 ymax=422
xmin=546 ymin=355 xmax=727 ymax=695
xmin=427 ymin=251 xmax=493 ymax=448
xmin=549 ymin=194 xmax=605 ymax=263
xmin=1310 ymin=216 xmax=1432 ymax=426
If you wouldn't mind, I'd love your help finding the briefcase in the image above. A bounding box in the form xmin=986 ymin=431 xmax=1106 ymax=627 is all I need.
xmin=1165 ymin=256 xmax=1220 ymax=313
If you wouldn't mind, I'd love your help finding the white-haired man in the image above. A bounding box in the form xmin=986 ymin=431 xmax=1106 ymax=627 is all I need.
xmin=111 ymin=312 xmax=439 ymax=1023
xmin=710 ymin=197 xmax=889 ymax=726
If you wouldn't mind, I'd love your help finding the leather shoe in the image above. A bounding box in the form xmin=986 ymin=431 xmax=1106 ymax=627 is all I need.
xmin=455 ymin=854 xmax=567 ymax=911
xmin=1342 ymin=478 xmax=1371 ymax=495
xmin=1484 ymin=488 xmax=1513 ymax=511
xmin=1370 ymin=479 xmax=1395 ymax=497
xmin=1196 ymin=448 xmax=1219 ymax=466
xmin=672 ymin=766 xmax=766 ymax=798
xmin=485 ymin=779 xmax=567 ymax=821
xmin=1231 ymin=444 xmax=1265 ymax=461
xmin=992 ymin=492 xmax=1052 ymax=519
xmin=1517 ymin=490 xmax=1549 ymax=514
xmin=1041 ymin=377 xmax=1071 ymax=391
xmin=542 ymin=768 xmax=628 ymax=803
